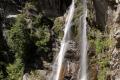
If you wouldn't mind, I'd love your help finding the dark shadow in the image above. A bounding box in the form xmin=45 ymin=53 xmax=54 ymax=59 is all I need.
xmin=23 ymin=36 xmax=53 ymax=74
xmin=23 ymin=40 xmax=44 ymax=73
xmin=0 ymin=16 xmax=15 ymax=79
xmin=86 ymin=17 xmax=105 ymax=32
xmin=23 ymin=17 xmax=54 ymax=74
xmin=93 ymin=0 xmax=108 ymax=31
xmin=59 ymin=0 xmax=72 ymax=16
xmin=107 ymin=0 xmax=118 ymax=10
xmin=41 ymin=16 xmax=54 ymax=29
xmin=36 ymin=0 xmax=72 ymax=17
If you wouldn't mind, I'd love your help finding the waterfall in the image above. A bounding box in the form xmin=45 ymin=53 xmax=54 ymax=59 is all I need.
xmin=79 ymin=0 xmax=88 ymax=80
xmin=6 ymin=15 xmax=17 ymax=18
xmin=50 ymin=0 xmax=75 ymax=80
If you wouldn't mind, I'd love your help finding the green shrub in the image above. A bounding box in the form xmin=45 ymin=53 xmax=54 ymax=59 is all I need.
xmin=53 ymin=18 xmax=64 ymax=39
xmin=97 ymin=58 xmax=109 ymax=80
xmin=6 ymin=14 xmax=29 ymax=80
xmin=95 ymin=39 xmax=104 ymax=54
xmin=7 ymin=14 xmax=29 ymax=56
xmin=7 ymin=58 xmax=23 ymax=80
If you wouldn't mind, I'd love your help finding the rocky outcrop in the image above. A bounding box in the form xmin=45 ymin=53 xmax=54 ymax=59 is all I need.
xmin=60 ymin=40 xmax=81 ymax=80
xmin=88 ymin=0 xmax=120 ymax=80
xmin=108 ymin=2 xmax=120 ymax=80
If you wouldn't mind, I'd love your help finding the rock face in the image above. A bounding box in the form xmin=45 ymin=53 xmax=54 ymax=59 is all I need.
xmin=109 ymin=4 xmax=120 ymax=79
xmin=0 ymin=0 xmax=72 ymax=17
xmin=1 ymin=0 xmax=120 ymax=80
xmin=0 ymin=0 xmax=26 ymax=16
xmin=37 ymin=0 xmax=72 ymax=17
xmin=59 ymin=40 xmax=80 ymax=80
xmin=93 ymin=0 xmax=108 ymax=28
xmin=88 ymin=0 xmax=120 ymax=80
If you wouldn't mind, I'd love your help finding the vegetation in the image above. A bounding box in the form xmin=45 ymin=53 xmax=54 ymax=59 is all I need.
xmin=53 ymin=17 xmax=64 ymax=39
xmin=29 ymin=70 xmax=46 ymax=80
xmin=0 ymin=2 xmax=54 ymax=79
xmin=6 ymin=14 xmax=28 ymax=79
xmin=88 ymin=27 xmax=111 ymax=80
xmin=7 ymin=58 xmax=23 ymax=80
xmin=97 ymin=57 xmax=109 ymax=80
xmin=0 ymin=0 xmax=114 ymax=80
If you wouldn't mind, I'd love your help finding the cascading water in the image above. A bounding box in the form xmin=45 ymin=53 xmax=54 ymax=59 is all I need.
xmin=79 ymin=0 xmax=88 ymax=80
xmin=6 ymin=15 xmax=17 ymax=18
xmin=50 ymin=0 xmax=75 ymax=80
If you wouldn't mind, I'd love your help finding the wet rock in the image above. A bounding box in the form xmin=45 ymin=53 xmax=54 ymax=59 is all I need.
xmin=58 ymin=40 xmax=80 ymax=80
xmin=88 ymin=47 xmax=96 ymax=57
xmin=65 ymin=41 xmax=79 ymax=61
xmin=89 ymin=64 xmax=98 ymax=80
xmin=61 ymin=61 xmax=80 ymax=80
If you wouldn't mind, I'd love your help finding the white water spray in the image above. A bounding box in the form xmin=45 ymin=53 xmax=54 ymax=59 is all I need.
xmin=6 ymin=15 xmax=17 ymax=18
xmin=50 ymin=0 xmax=75 ymax=80
xmin=79 ymin=0 xmax=88 ymax=80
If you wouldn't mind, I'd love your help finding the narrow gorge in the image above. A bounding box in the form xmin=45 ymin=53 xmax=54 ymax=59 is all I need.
xmin=0 ymin=0 xmax=120 ymax=80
